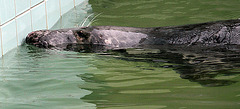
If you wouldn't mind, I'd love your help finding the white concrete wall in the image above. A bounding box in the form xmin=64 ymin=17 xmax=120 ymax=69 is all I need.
xmin=0 ymin=0 xmax=87 ymax=57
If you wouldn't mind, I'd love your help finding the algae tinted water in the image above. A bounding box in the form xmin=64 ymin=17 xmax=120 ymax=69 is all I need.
xmin=1 ymin=0 xmax=240 ymax=109
xmin=89 ymin=0 xmax=240 ymax=27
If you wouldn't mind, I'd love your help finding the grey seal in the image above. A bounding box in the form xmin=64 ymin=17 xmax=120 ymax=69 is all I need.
xmin=26 ymin=19 xmax=240 ymax=51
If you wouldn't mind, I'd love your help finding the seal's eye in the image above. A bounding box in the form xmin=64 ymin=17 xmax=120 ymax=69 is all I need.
xmin=75 ymin=30 xmax=89 ymax=39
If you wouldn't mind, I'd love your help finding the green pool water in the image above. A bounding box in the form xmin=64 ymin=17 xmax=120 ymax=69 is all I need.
xmin=1 ymin=0 xmax=240 ymax=109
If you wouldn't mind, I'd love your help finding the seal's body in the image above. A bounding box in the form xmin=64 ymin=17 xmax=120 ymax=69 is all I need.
xmin=26 ymin=19 xmax=240 ymax=50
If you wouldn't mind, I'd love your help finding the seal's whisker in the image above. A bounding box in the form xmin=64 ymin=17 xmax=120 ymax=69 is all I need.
xmin=87 ymin=19 xmax=99 ymax=27
xmin=87 ymin=13 xmax=102 ymax=27
xmin=80 ymin=13 xmax=94 ymax=27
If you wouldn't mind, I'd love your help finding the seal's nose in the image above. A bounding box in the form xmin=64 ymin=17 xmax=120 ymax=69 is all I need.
xmin=26 ymin=32 xmax=38 ymax=44
xmin=26 ymin=31 xmax=45 ymax=47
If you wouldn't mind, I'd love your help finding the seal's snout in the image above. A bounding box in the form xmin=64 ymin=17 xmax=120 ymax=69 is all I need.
xmin=26 ymin=32 xmax=39 ymax=44
xmin=26 ymin=32 xmax=39 ymax=43
xmin=26 ymin=30 xmax=48 ymax=48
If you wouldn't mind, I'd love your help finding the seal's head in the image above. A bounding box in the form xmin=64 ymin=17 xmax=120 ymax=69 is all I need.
xmin=26 ymin=28 xmax=92 ymax=49
xmin=26 ymin=30 xmax=52 ymax=48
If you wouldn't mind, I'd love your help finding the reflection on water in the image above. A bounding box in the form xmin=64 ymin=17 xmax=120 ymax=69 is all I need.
xmin=1 ymin=0 xmax=240 ymax=109
xmin=77 ymin=45 xmax=240 ymax=109
xmin=121 ymin=45 xmax=240 ymax=87
xmin=1 ymin=45 xmax=240 ymax=109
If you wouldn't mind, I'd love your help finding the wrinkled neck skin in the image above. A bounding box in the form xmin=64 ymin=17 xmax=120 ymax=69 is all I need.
xmin=26 ymin=19 xmax=240 ymax=52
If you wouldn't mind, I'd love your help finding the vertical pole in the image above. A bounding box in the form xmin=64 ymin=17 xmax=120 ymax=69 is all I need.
xmin=44 ymin=0 xmax=48 ymax=29
xmin=73 ymin=0 xmax=76 ymax=7
xmin=59 ymin=0 xmax=62 ymax=16
xmin=0 ymin=24 xmax=3 ymax=57
xmin=59 ymin=0 xmax=62 ymax=28
xmin=14 ymin=0 xmax=19 ymax=46
xmin=30 ymin=0 xmax=33 ymax=31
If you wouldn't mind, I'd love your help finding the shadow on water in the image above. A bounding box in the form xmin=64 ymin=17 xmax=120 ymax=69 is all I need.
xmin=65 ymin=44 xmax=240 ymax=87
xmin=4 ymin=43 xmax=238 ymax=109
xmin=72 ymin=44 xmax=240 ymax=109
xmin=114 ymin=45 xmax=240 ymax=87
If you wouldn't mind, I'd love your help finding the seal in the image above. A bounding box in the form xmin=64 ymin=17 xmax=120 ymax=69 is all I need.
xmin=26 ymin=19 xmax=240 ymax=51
xmin=25 ymin=19 xmax=240 ymax=86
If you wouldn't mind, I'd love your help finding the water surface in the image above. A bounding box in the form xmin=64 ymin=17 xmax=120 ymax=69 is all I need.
xmin=1 ymin=0 xmax=240 ymax=109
